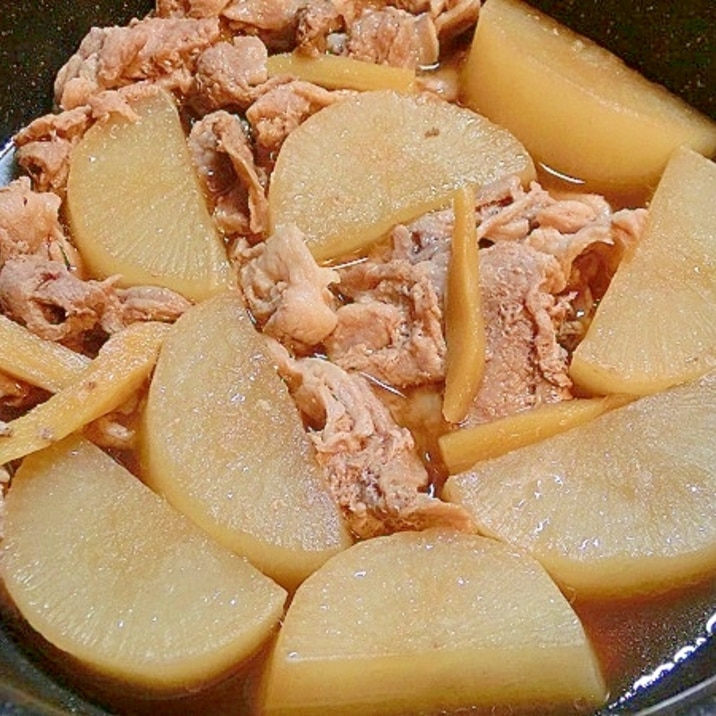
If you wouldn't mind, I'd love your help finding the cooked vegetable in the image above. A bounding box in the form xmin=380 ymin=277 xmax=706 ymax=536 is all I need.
xmin=0 ymin=321 xmax=168 ymax=466
xmin=269 ymin=89 xmax=535 ymax=261
xmin=262 ymin=529 xmax=607 ymax=715
xmin=0 ymin=313 xmax=89 ymax=392
xmin=570 ymin=146 xmax=716 ymax=395
xmin=443 ymin=371 xmax=716 ymax=598
xmin=461 ymin=0 xmax=716 ymax=188
xmin=141 ymin=293 xmax=352 ymax=590
xmin=439 ymin=394 xmax=633 ymax=475
xmin=442 ymin=185 xmax=485 ymax=423
xmin=1 ymin=435 xmax=286 ymax=692
xmin=67 ymin=88 xmax=233 ymax=302
xmin=267 ymin=53 xmax=416 ymax=92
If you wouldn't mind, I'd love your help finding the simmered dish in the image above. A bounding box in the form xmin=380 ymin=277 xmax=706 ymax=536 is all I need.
xmin=1 ymin=0 xmax=715 ymax=713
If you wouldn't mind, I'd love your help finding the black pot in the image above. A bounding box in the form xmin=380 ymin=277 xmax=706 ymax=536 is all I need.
xmin=0 ymin=1 xmax=714 ymax=714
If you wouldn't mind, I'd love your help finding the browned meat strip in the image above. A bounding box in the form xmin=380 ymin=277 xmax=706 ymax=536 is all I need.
xmin=0 ymin=256 xmax=189 ymax=352
xmin=246 ymin=80 xmax=347 ymax=166
xmin=13 ymin=108 xmax=92 ymax=194
xmin=0 ymin=257 xmax=118 ymax=350
xmin=156 ymin=0 xmax=231 ymax=17
xmin=431 ymin=0 xmax=480 ymax=41
xmin=109 ymin=286 xmax=192 ymax=331
xmin=295 ymin=0 xmax=349 ymax=55
xmin=237 ymin=225 xmax=339 ymax=350
xmin=54 ymin=16 xmax=221 ymax=109
xmin=188 ymin=110 xmax=269 ymax=236
xmin=193 ymin=37 xmax=270 ymax=112
xmin=0 ymin=179 xmax=81 ymax=271
xmin=326 ymin=257 xmax=446 ymax=388
xmin=221 ymin=0 xmax=305 ymax=50
xmin=463 ymin=241 xmax=572 ymax=426
xmin=347 ymin=7 xmax=438 ymax=68
xmin=272 ymin=343 xmax=474 ymax=538
xmin=0 ymin=372 xmax=34 ymax=411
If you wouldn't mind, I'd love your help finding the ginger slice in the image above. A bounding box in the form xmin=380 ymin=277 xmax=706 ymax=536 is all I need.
xmin=439 ymin=394 xmax=632 ymax=474
xmin=442 ymin=185 xmax=485 ymax=423
xmin=267 ymin=53 xmax=416 ymax=93
xmin=0 ymin=313 xmax=90 ymax=392
xmin=0 ymin=321 xmax=169 ymax=466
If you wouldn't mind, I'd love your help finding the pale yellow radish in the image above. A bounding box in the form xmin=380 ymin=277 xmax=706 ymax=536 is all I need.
xmin=461 ymin=0 xmax=716 ymax=189
xmin=1 ymin=435 xmax=285 ymax=693
xmin=443 ymin=371 xmax=716 ymax=598
xmin=269 ymin=89 xmax=535 ymax=262
xmin=67 ymin=88 xmax=233 ymax=302
xmin=262 ymin=529 xmax=606 ymax=715
xmin=142 ymin=294 xmax=351 ymax=590
xmin=570 ymin=146 xmax=716 ymax=396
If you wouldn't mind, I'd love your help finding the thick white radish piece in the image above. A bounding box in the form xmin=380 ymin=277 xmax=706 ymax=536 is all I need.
xmin=444 ymin=371 xmax=716 ymax=598
xmin=142 ymin=293 xmax=352 ymax=591
xmin=269 ymin=89 xmax=535 ymax=262
xmin=1 ymin=435 xmax=286 ymax=693
xmin=67 ymin=88 xmax=233 ymax=302
xmin=570 ymin=147 xmax=716 ymax=396
xmin=262 ymin=529 xmax=607 ymax=715
xmin=461 ymin=0 xmax=716 ymax=189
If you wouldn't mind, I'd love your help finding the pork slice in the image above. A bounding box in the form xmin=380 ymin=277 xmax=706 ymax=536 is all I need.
xmin=476 ymin=179 xmax=554 ymax=243
xmin=347 ymin=7 xmax=439 ymax=68
xmin=194 ymin=37 xmax=269 ymax=112
xmin=221 ymin=0 xmax=304 ymax=50
xmin=54 ymin=16 xmax=221 ymax=109
xmin=13 ymin=107 xmax=92 ymax=194
xmin=156 ymin=0 xmax=231 ymax=17
xmin=238 ymin=224 xmax=339 ymax=349
xmin=326 ymin=257 xmax=446 ymax=388
xmin=272 ymin=344 xmax=474 ymax=538
xmin=110 ymin=286 xmax=192 ymax=330
xmin=390 ymin=0 xmax=431 ymax=11
xmin=473 ymin=176 xmax=648 ymax=293
xmin=610 ymin=206 xmax=648 ymax=254
xmin=83 ymin=394 xmax=143 ymax=451
xmin=431 ymin=0 xmax=480 ymax=41
xmin=0 ymin=256 xmax=119 ymax=350
xmin=85 ymin=83 xmax=168 ymax=121
xmin=0 ymin=371 xmax=33 ymax=410
xmin=246 ymin=80 xmax=346 ymax=165
xmin=188 ymin=110 xmax=269 ymax=236
xmin=392 ymin=209 xmax=453 ymax=294
xmin=295 ymin=0 xmax=349 ymax=55
xmin=552 ymin=206 xmax=648 ymax=349
xmin=0 ymin=178 xmax=81 ymax=271
xmin=463 ymin=241 xmax=572 ymax=426
xmin=0 ymin=256 xmax=191 ymax=351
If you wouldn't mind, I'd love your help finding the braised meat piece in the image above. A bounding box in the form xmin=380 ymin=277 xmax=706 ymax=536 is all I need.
xmin=272 ymin=343 xmax=474 ymax=538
